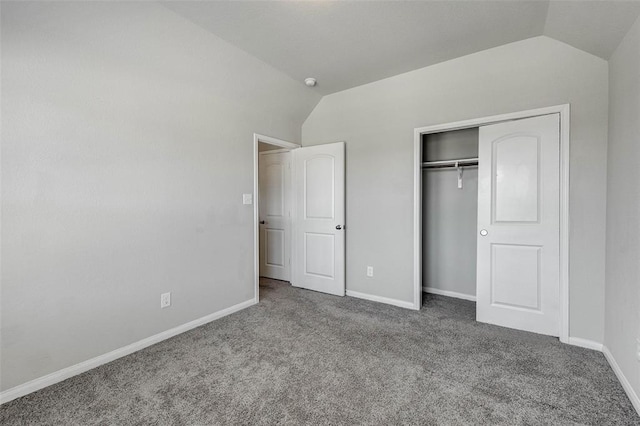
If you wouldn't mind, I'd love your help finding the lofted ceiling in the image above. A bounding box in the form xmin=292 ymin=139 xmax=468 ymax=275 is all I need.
xmin=162 ymin=1 xmax=640 ymax=95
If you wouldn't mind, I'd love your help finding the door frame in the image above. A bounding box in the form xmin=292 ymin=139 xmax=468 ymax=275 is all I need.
xmin=253 ymin=133 xmax=300 ymax=303
xmin=413 ymin=104 xmax=570 ymax=343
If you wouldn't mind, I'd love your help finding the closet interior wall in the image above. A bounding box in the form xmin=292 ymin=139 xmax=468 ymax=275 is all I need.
xmin=422 ymin=128 xmax=479 ymax=299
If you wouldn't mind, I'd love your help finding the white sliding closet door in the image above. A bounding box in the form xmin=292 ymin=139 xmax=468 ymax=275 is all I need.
xmin=292 ymin=142 xmax=345 ymax=296
xmin=476 ymin=114 xmax=560 ymax=336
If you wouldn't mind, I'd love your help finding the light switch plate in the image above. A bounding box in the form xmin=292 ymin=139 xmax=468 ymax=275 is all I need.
xmin=243 ymin=194 xmax=253 ymax=205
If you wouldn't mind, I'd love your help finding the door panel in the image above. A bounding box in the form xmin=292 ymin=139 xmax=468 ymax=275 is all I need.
xmin=293 ymin=142 xmax=345 ymax=296
xmin=265 ymin=163 xmax=284 ymax=216
xmin=304 ymin=233 xmax=335 ymax=278
xmin=493 ymin=135 xmax=540 ymax=223
xmin=265 ymin=229 xmax=285 ymax=267
xmin=491 ymin=244 xmax=541 ymax=310
xmin=305 ymin=156 xmax=335 ymax=219
xmin=477 ymin=114 xmax=560 ymax=336
xmin=259 ymin=151 xmax=291 ymax=281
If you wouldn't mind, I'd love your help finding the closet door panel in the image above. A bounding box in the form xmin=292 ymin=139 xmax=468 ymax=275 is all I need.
xmin=477 ymin=114 xmax=560 ymax=337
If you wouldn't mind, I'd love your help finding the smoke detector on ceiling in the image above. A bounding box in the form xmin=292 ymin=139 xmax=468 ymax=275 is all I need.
xmin=304 ymin=77 xmax=317 ymax=87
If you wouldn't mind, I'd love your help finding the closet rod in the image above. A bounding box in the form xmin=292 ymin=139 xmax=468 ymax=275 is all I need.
xmin=421 ymin=157 xmax=478 ymax=169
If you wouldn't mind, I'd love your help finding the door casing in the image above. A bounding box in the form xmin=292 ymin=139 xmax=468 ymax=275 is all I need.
xmin=413 ymin=104 xmax=570 ymax=344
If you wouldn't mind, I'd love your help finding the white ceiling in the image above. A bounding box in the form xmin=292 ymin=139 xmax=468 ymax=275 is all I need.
xmin=162 ymin=1 xmax=640 ymax=95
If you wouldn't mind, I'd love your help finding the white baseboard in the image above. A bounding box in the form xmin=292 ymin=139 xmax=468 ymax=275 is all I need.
xmin=346 ymin=290 xmax=416 ymax=310
xmin=0 ymin=298 xmax=256 ymax=405
xmin=566 ymin=338 xmax=640 ymax=415
xmin=603 ymin=346 xmax=640 ymax=415
xmin=423 ymin=286 xmax=476 ymax=302
xmin=567 ymin=337 xmax=604 ymax=351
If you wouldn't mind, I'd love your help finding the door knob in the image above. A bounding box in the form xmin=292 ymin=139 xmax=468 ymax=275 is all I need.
xmin=336 ymin=225 xmax=342 ymax=230
xmin=260 ymin=220 xmax=266 ymax=225
xmin=480 ymin=229 xmax=488 ymax=236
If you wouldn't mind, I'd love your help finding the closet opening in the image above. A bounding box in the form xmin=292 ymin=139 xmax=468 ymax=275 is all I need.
xmin=422 ymin=128 xmax=479 ymax=305
xmin=413 ymin=105 xmax=570 ymax=342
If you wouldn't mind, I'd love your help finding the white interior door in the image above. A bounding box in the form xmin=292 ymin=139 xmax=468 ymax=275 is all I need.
xmin=293 ymin=142 xmax=345 ymax=296
xmin=259 ymin=151 xmax=291 ymax=281
xmin=477 ymin=114 xmax=560 ymax=336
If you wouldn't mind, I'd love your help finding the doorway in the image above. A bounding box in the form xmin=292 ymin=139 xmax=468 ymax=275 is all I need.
xmin=413 ymin=105 xmax=570 ymax=342
xmin=253 ymin=134 xmax=346 ymax=303
xmin=253 ymin=134 xmax=299 ymax=303
xmin=259 ymin=146 xmax=292 ymax=282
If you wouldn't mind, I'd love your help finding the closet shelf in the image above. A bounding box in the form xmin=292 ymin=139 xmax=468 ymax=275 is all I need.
xmin=421 ymin=157 xmax=478 ymax=169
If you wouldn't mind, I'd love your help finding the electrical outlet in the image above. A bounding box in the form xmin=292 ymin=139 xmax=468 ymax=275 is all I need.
xmin=160 ymin=292 xmax=171 ymax=309
xmin=242 ymin=194 xmax=252 ymax=205
xmin=367 ymin=266 xmax=374 ymax=277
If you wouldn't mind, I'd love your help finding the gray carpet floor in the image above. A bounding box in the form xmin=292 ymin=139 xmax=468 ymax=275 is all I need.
xmin=1 ymin=278 xmax=638 ymax=425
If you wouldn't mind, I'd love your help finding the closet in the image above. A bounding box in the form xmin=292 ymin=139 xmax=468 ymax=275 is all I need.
xmin=420 ymin=113 xmax=562 ymax=337
xmin=422 ymin=128 xmax=479 ymax=302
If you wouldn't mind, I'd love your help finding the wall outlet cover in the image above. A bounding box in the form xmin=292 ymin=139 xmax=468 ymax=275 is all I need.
xmin=161 ymin=292 xmax=171 ymax=308
xmin=367 ymin=266 xmax=374 ymax=277
xmin=243 ymin=194 xmax=253 ymax=205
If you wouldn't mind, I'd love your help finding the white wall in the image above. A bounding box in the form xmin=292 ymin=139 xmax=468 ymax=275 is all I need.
xmin=605 ymin=15 xmax=640 ymax=406
xmin=423 ymin=129 xmax=478 ymax=298
xmin=0 ymin=2 xmax=320 ymax=391
xmin=303 ymin=36 xmax=609 ymax=342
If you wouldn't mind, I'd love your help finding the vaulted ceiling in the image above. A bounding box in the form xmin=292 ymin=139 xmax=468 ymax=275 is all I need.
xmin=162 ymin=1 xmax=640 ymax=95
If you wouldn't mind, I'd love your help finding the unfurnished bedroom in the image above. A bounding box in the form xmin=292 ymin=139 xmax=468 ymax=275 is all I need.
xmin=1 ymin=1 xmax=639 ymax=424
